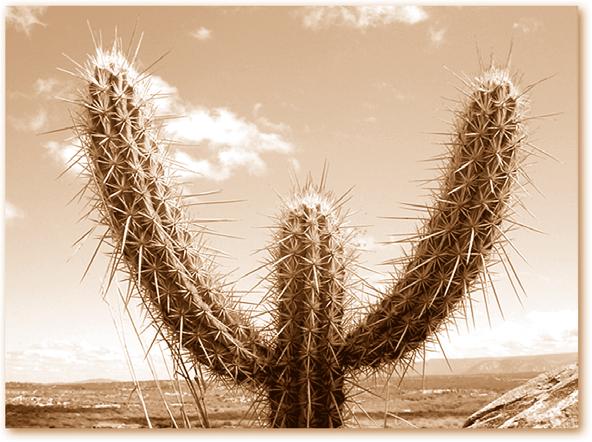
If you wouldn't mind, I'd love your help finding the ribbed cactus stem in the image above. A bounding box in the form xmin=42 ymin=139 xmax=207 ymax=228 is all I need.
xmin=76 ymin=43 xmax=268 ymax=385
xmin=70 ymin=37 xmax=531 ymax=428
xmin=341 ymin=67 xmax=526 ymax=370
xmin=267 ymin=183 xmax=351 ymax=427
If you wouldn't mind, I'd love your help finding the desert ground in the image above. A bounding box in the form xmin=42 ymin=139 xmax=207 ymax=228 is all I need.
xmin=5 ymin=372 xmax=538 ymax=429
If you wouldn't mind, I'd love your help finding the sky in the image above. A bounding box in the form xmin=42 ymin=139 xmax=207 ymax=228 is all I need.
xmin=3 ymin=5 xmax=579 ymax=383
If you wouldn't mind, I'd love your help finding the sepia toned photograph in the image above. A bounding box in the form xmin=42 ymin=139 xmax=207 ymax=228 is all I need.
xmin=3 ymin=5 xmax=579 ymax=430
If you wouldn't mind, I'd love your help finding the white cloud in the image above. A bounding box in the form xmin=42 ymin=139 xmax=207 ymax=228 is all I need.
xmin=257 ymin=115 xmax=291 ymax=133
xmin=174 ymin=151 xmax=222 ymax=180
xmin=143 ymin=74 xmax=180 ymax=114
xmin=169 ymin=108 xmax=290 ymax=181
xmin=289 ymin=157 xmax=301 ymax=172
xmin=166 ymin=107 xmax=290 ymax=152
xmin=174 ymin=149 xmax=267 ymax=182
xmin=5 ymin=201 xmax=24 ymax=221
xmin=28 ymin=110 xmax=48 ymax=131
xmin=513 ymin=17 xmax=543 ymax=34
xmin=34 ymin=77 xmax=60 ymax=95
xmin=8 ymin=76 xmax=74 ymax=136
xmin=429 ymin=27 xmax=446 ymax=47
xmin=33 ymin=77 xmax=73 ymax=98
xmin=44 ymin=140 xmax=86 ymax=174
xmin=253 ymin=102 xmax=263 ymax=117
xmin=8 ymin=77 xmax=71 ymax=101
xmin=5 ymin=338 xmax=171 ymax=383
xmin=44 ymin=72 xmax=293 ymax=181
xmin=9 ymin=109 xmax=48 ymax=132
xmin=252 ymin=103 xmax=291 ymax=133
xmin=301 ymin=6 xmax=428 ymax=30
xmin=154 ymin=80 xmax=293 ymax=181
xmin=6 ymin=6 xmax=47 ymax=36
xmin=432 ymin=309 xmax=578 ymax=359
xmin=191 ymin=26 xmax=212 ymax=41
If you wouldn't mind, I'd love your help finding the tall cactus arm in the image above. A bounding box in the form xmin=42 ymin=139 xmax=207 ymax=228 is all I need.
xmin=340 ymin=67 xmax=527 ymax=371
xmin=74 ymin=44 xmax=269 ymax=385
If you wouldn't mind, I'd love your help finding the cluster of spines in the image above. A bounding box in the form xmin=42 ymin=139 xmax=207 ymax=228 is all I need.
xmin=68 ymin=37 xmax=533 ymax=428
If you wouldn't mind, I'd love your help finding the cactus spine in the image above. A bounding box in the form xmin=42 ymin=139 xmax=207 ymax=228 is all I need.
xmin=70 ymin=39 xmax=528 ymax=428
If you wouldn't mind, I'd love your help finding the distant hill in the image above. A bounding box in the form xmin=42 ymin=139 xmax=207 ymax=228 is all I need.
xmin=77 ymin=378 xmax=118 ymax=384
xmin=412 ymin=352 xmax=578 ymax=376
xmin=6 ymin=353 xmax=578 ymax=386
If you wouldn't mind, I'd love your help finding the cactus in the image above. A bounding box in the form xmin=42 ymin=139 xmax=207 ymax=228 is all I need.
xmin=266 ymin=182 xmax=355 ymax=427
xmin=68 ymin=38 xmax=529 ymax=428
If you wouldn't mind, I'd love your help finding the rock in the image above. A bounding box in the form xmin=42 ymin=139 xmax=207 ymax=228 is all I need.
xmin=463 ymin=364 xmax=578 ymax=429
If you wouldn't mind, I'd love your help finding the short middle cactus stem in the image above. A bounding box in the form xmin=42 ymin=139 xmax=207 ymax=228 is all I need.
xmin=71 ymin=40 xmax=529 ymax=428
xmin=268 ymin=185 xmax=351 ymax=427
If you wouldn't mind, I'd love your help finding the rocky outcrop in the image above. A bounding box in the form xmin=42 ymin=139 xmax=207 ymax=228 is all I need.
xmin=464 ymin=364 xmax=578 ymax=429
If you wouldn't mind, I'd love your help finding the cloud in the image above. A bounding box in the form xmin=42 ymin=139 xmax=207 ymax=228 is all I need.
xmin=8 ymin=77 xmax=73 ymax=131
xmin=429 ymin=27 xmax=446 ymax=47
xmin=8 ymin=109 xmax=48 ymax=132
xmin=173 ymin=151 xmax=222 ymax=180
xmin=44 ymin=140 xmax=86 ymax=174
xmin=252 ymin=102 xmax=291 ymax=133
xmin=191 ymin=26 xmax=212 ymax=41
xmin=253 ymin=102 xmax=263 ymax=117
xmin=258 ymin=116 xmax=291 ymax=133
xmin=33 ymin=77 xmax=73 ymax=98
xmin=142 ymin=74 xmax=180 ymax=114
xmin=167 ymin=107 xmax=291 ymax=181
xmin=34 ymin=77 xmax=59 ymax=95
xmin=513 ymin=17 xmax=543 ymax=34
xmin=301 ymin=6 xmax=428 ymax=30
xmin=173 ymin=148 xmax=268 ymax=182
xmin=6 ymin=6 xmax=47 ymax=36
xmin=146 ymin=75 xmax=293 ymax=181
xmin=431 ymin=309 xmax=578 ymax=359
xmin=7 ymin=77 xmax=72 ymax=108
xmin=5 ymin=339 xmax=171 ymax=383
xmin=42 ymin=72 xmax=293 ymax=181
xmin=166 ymin=107 xmax=290 ymax=153
xmin=5 ymin=201 xmax=24 ymax=221
xmin=289 ymin=157 xmax=301 ymax=173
